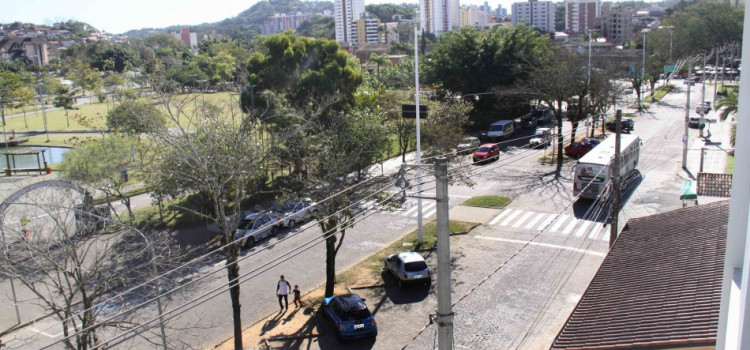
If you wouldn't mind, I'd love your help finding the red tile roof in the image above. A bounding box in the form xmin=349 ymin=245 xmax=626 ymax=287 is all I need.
xmin=550 ymin=200 xmax=728 ymax=350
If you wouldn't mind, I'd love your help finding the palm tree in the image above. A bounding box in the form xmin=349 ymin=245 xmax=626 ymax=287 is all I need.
xmin=715 ymin=89 xmax=738 ymax=121
xmin=368 ymin=53 xmax=389 ymax=81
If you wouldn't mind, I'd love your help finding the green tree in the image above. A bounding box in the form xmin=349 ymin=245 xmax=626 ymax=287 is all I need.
xmin=424 ymin=26 xmax=550 ymax=125
xmin=61 ymin=135 xmax=136 ymax=220
xmin=0 ymin=70 xmax=34 ymax=125
xmin=106 ymin=100 xmax=166 ymax=134
xmin=145 ymin=96 xmax=269 ymax=350
xmin=365 ymin=3 xmax=416 ymax=22
xmin=66 ymin=59 xmax=102 ymax=96
xmin=53 ymin=85 xmax=78 ymax=127
xmin=662 ymin=2 xmax=743 ymax=60
xmin=715 ymin=89 xmax=738 ymax=121
xmin=368 ymin=53 xmax=389 ymax=81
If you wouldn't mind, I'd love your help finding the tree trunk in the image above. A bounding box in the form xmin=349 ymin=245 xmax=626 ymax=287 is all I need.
xmin=225 ymin=249 xmax=244 ymax=350
xmin=65 ymin=109 xmax=70 ymax=127
xmin=570 ymin=121 xmax=579 ymax=145
xmin=325 ymin=233 xmax=337 ymax=297
xmin=651 ymin=81 xmax=657 ymax=102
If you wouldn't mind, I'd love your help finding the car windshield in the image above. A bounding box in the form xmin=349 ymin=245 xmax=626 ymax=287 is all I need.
xmin=489 ymin=124 xmax=505 ymax=131
xmin=535 ymin=131 xmax=545 ymax=136
xmin=460 ymin=137 xmax=475 ymax=144
xmin=405 ymin=261 xmax=428 ymax=272
xmin=477 ymin=147 xmax=490 ymax=152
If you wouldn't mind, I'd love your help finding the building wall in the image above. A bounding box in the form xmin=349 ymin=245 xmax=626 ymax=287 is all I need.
xmin=461 ymin=6 xmax=489 ymax=27
xmin=565 ymin=0 xmax=600 ymax=33
xmin=421 ymin=0 xmax=460 ymax=34
xmin=352 ymin=15 xmax=383 ymax=45
xmin=511 ymin=0 xmax=555 ymax=33
xmin=603 ymin=8 xmax=633 ymax=42
xmin=335 ymin=0 xmax=365 ymax=44
xmin=262 ymin=13 xmax=311 ymax=35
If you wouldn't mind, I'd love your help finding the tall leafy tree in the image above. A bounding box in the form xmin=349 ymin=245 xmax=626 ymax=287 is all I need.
xmin=106 ymin=99 xmax=166 ymax=134
xmin=53 ymin=85 xmax=78 ymax=127
xmin=0 ymin=69 xmax=34 ymax=125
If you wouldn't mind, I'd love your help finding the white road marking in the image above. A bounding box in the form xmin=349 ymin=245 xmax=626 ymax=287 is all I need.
xmin=524 ymin=212 xmax=545 ymax=229
xmin=562 ymin=219 xmax=579 ymax=235
xmin=403 ymin=205 xmax=420 ymax=216
xmin=549 ymin=215 xmax=570 ymax=232
xmin=489 ymin=209 xmax=512 ymax=225
xmin=537 ymin=214 xmax=557 ymax=231
xmin=574 ymin=221 xmax=592 ymax=237
xmin=588 ymin=223 xmax=604 ymax=240
xmin=29 ymin=327 xmax=57 ymax=338
xmin=423 ymin=209 xmax=437 ymax=219
xmin=500 ymin=209 xmax=523 ymax=226
xmin=602 ymin=231 xmax=610 ymax=242
xmin=512 ymin=212 xmax=535 ymax=228
xmin=214 ymin=260 xmax=226 ymax=267
xmin=412 ymin=202 xmax=436 ymax=217
xmin=474 ymin=235 xmax=607 ymax=257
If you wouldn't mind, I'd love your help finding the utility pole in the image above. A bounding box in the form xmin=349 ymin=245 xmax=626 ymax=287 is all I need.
xmin=609 ymin=110 xmax=622 ymax=248
xmin=700 ymin=54 xmax=707 ymax=138
xmin=434 ymin=157 xmax=453 ymax=350
xmin=682 ymin=63 xmax=692 ymax=169
xmin=713 ymin=47 xmax=721 ymax=106
xmin=414 ymin=10 xmax=424 ymax=244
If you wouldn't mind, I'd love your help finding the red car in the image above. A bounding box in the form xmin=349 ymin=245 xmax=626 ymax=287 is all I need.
xmin=564 ymin=141 xmax=596 ymax=158
xmin=473 ymin=143 xmax=500 ymax=163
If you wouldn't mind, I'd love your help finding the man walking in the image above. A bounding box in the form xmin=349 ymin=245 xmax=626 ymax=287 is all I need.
xmin=276 ymin=275 xmax=292 ymax=311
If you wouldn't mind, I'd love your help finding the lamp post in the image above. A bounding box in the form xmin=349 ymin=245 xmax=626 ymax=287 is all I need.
xmin=37 ymin=80 xmax=50 ymax=143
xmin=413 ymin=10 xmax=424 ymax=244
xmin=640 ymin=29 xmax=649 ymax=111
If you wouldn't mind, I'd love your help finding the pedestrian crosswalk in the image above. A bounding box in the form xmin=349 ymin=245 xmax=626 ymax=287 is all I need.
xmin=489 ymin=208 xmax=610 ymax=241
xmin=362 ymin=198 xmax=438 ymax=220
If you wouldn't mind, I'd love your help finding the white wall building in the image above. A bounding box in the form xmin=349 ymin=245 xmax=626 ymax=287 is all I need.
xmin=420 ymin=0 xmax=461 ymax=34
xmin=334 ymin=0 xmax=365 ymax=44
xmin=461 ymin=5 xmax=489 ymax=28
xmin=511 ymin=0 xmax=556 ymax=33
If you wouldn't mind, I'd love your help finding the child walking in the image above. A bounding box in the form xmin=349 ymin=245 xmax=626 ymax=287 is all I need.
xmin=293 ymin=285 xmax=302 ymax=308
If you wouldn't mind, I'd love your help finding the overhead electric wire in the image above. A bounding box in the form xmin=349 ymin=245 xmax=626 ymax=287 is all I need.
xmin=43 ymin=187 xmax=419 ymax=350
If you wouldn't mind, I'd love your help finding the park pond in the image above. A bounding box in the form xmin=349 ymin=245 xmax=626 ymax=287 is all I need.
xmin=0 ymin=146 xmax=72 ymax=169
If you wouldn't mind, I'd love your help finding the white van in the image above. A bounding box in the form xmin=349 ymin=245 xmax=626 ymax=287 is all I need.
xmin=487 ymin=120 xmax=515 ymax=141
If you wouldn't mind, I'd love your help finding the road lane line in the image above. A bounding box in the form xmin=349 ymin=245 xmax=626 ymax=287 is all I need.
xmin=574 ymin=221 xmax=592 ymax=237
xmin=489 ymin=209 xmax=512 ymax=225
xmin=549 ymin=215 xmax=570 ymax=232
xmin=512 ymin=212 xmax=535 ymax=228
xmin=500 ymin=209 xmax=523 ymax=226
xmin=474 ymin=235 xmax=607 ymax=257
xmin=602 ymin=231 xmax=610 ymax=242
xmin=537 ymin=214 xmax=557 ymax=231
xmin=403 ymin=205 xmax=420 ymax=216
xmin=29 ymin=327 xmax=57 ymax=338
xmin=524 ymin=213 xmax=545 ymax=229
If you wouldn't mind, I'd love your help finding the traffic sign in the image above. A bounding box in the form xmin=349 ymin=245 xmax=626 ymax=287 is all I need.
xmin=402 ymin=104 xmax=428 ymax=119
xmin=664 ymin=65 xmax=678 ymax=73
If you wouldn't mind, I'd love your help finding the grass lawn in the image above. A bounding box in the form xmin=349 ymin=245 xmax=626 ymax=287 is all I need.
xmin=727 ymin=155 xmax=734 ymax=174
xmin=645 ymin=85 xmax=674 ymax=102
xmin=336 ymin=220 xmax=478 ymax=286
xmin=462 ymin=195 xmax=511 ymax=209
xmin=23 ymin=134 xmax=102 ymax=147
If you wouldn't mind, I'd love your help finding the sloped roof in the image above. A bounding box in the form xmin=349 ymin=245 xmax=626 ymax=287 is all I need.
xmin=551 ymin=200 xmax=728 ymax=349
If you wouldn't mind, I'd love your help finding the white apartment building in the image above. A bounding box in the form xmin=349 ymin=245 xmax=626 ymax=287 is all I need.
xmin=334 ymin=0 xmax=365 ymax=44
xmin=461 ymin=5 xmax=489 ymax=28
xmin=564 ymin=0 xmax=601 ymax=33
xmin=420 ymin=0 xmax=461 ymax=34
xmin=511 ymin=0 xmax=556 ymax=33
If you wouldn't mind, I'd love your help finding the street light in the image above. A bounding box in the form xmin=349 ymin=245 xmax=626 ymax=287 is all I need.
xmin=640 ymin=29 xmax=649 ymax=111
xmin=413 ymin=10 xmax=424 ymax=245
xmin=37 ymin=80 xmax=50 ymax=143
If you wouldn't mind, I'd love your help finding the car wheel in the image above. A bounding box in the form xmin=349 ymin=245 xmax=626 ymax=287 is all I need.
xmin=288 ymin=220 xmax=296 ymax=229
xmin=244 ymin=237 xmax=256 ymax=248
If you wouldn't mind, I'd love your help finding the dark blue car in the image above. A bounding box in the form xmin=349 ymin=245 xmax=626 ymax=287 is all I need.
xmin=322 ymin=293 xmax=377 ymax=340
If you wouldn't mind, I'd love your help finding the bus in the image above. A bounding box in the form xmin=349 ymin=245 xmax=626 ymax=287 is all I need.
xmin=573 ymin=134 xmax=641 ymax=199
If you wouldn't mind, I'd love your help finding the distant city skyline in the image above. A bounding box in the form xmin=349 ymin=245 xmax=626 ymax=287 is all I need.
xmin=0 ymin=0 xmax=663 ymax=34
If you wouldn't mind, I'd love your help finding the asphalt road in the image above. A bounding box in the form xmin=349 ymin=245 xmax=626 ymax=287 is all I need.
xmin=0 ymin=80 xmax=725 ymax=349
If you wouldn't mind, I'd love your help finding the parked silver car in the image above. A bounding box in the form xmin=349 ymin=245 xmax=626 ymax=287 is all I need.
xmin=456 ymin=137 xmax=481 ymax=153
xmin=275 ymin=199 xmax=318 ymax=228
xmin=384 ymin=252 xmax=431 ymax=288
xmin=236 ymin=212 xmax=281 ymax=248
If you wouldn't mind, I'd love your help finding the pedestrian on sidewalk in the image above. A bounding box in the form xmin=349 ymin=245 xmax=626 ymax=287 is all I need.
xmin=293 ymin=285 xmax=302 ymax=308
xmin=276 ymin=275 xmax=292 ymax=311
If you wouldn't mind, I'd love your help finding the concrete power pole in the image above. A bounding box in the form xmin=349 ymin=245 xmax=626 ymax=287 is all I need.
xmin=435 ymin=157 xmax=454 ymax=350
xmin=682 ymin=63 xmax=692 ymax=170
xmin=713 ymin=48 xmax=720 ymax=106
xmin=609 ymin=109 xmax=622 ymax=248
xmin=700 ymin=54 xmax=707 ymax=138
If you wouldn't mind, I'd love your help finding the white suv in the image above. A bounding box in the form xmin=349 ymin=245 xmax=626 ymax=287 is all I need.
xmin=384 ymin=252 xmax=431 ymax=288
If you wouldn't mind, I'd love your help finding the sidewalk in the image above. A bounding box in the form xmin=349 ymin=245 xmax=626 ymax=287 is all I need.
xmin=684 ymin=113 xmax=732 ymax=177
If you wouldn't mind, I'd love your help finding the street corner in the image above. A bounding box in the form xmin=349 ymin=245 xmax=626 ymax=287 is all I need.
xmin=449 ymin=205 xmax=503 ymax=225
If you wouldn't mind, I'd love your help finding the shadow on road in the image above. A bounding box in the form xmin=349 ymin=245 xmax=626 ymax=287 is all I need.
xmin=572 ymin=170 xmax=644 ymax=222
